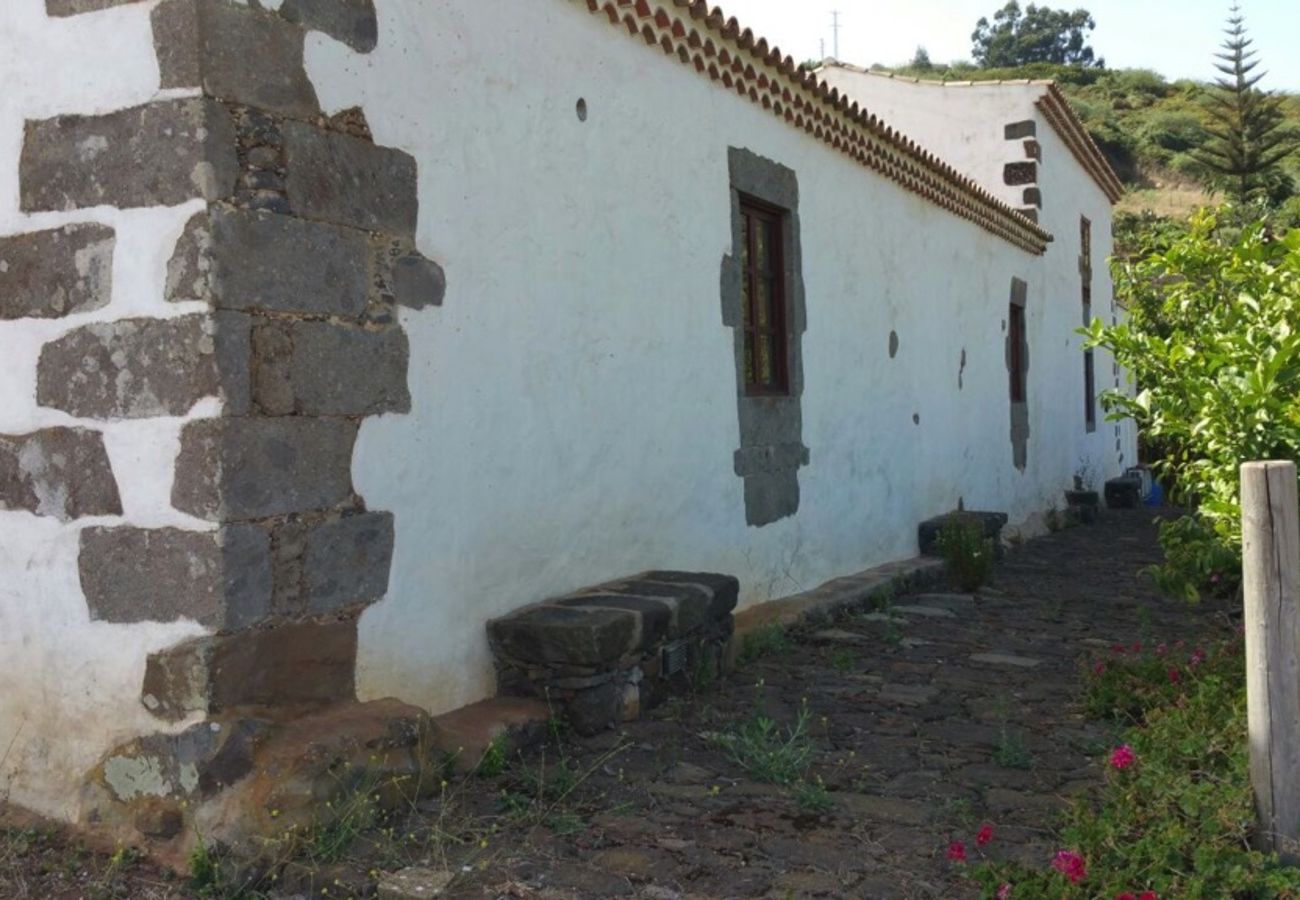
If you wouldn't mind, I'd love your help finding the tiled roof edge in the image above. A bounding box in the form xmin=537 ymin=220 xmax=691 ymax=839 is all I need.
xmin=1037 ymin=84 xmax=1125 ymax=203
xmin=819 ymin=62 xmax=1124 ymax=204
xmin=575 ymin=0 xmax=1052 ymax=255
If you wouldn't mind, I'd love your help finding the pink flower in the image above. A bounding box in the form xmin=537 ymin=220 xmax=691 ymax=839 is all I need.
xmin=1210 ymin=572 xmax=1222 ymax=584
xmin=1110 ymin=745 xmax=1137 ymax=770
xmin=1131 ymin=642 xmax=1142 ymax=654
xmin=1168 ymin=667 xmax=1182 ymax=684
xmin=1111 ymin=643 xmax=1126 ymax=655
xmin=1093 ymin=661 xmax=1106 ymax=676
xmin=1116 ymin=893 xmax=1137 ymax=900
xmin=1175 ymin=640 xmax=1185 ymax=650
xmin=1052 ymin=850 xmax=1087 ymax=883
xmin=997 ymin=885 xmax=1013 ymax=900
xmin=1155 ymin=643 xmax=1168 ymax=657
xmin=1140 ymin=892 xmax=1158 ymax=900
xmin=977 ymin=823 xmax=994 ymax=847
xmin=1190 ymin=649 xmax=1206 ymax=669
xmin=947 ymin=841 xmax=967 ymax=862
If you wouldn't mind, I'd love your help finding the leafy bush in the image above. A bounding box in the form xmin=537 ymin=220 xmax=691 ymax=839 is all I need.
xmin=1087 ymin=209 xmax=1300 ymax=599
xmin=973 ymin=636 xmax=1300 ymax=898
xmin=937 ymin=521 xmax=995 ymax=591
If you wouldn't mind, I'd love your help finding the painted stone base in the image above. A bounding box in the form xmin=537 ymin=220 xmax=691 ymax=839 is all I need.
xmin=488 ymin=572 xmax=739 ymax=735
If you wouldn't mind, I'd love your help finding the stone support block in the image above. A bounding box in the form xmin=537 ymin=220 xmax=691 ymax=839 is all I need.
xmin=168 ymin=207 xmax=370 ymax=317
xmin=37 ymin=313 xmax=251 ymax=419
xmin=141 ymin=619 xmax=358 ymax=719
xmin=277 ymin=0 xmax=378 ymax=53
xmin=21 ymin=99 xmax=238 ymax=212
xmin=282 ymin=121 xmax=418 ymax=234
xmin=79 ymin=526 xmax=272 ymax=629
xmin=0 ymin=427 xmax=121 ymax=521
xmin=153 ymin=0 xmax=321 ymax=120
xmin=46 ymin=0 xmax=146 ymax=14
xmin=172 ymin=417 xmax=358 ymax=521
xmin=0 ymin=223 xmax=114 ymax=320
xmin=373 ymin=237 xmax=446 ymax=310
xmin=252 ymin=319 xmax=410 ymax=416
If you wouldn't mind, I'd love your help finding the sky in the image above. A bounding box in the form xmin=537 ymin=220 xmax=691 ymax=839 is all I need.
xmin=717 ymin=0 xmax=1300 ymax=90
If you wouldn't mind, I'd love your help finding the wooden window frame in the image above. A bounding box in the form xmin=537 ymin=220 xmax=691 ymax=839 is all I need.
xmin=739 ymin=195 xmax=790 ymax=397
xmin=1009 ymin=303 xmax=1026 ymax=404
xmin=1084 ymin=347 xmax=1097 ymax=430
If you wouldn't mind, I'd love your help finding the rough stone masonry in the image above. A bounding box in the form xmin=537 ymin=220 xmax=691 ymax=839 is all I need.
xmin=3 ymin=0 xmax=443 ymax=860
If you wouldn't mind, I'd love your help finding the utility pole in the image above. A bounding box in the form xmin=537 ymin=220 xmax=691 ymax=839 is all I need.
xmin=830 ymin=10 xmax=841 ymax=59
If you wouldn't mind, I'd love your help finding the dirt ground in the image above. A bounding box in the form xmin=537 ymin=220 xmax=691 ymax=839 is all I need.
xmin=0 ymin=508 xmax=1235 ymax=899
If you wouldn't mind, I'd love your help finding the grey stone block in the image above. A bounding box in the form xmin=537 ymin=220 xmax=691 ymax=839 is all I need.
xmin=488 ymin=605 xmax=639 ymax=667
xmin=172 ymin=417 xmax=358 ymax=521
xmin=282 ymin=121 xmax=418 ymax=234
xmin=153 ymin=0 xmax=320 ymax=120
xmin=80 ymin=525 xmax=273 ymax=629
xmin=167 ymin=207 xmax=369 ymax=317
xmin=556 ymin=594 xmax=672 ymax=652
xmin=391 ymin=252 xmax=445 ymax=309
xmin=302 ymin=512 xmax=395 ymax=614
xmin=252 ymin=320 xmax=410 ymax=416
xmin=21 ymin=98 xmax=238 ymax=212
xmin=277 ymin=0 xmax=378 ymax=53
xmin=1004 ymin=120 xmax=1036 ymax=140
xmin=37 ymin=312 xmax=251 ymax=419
xmin=0 ymin=223 xmax=114 ymax=320
xmin=46 ymin=0 xmax=146 ymax=14
xmin=0 ymin=427 xmax=121 ymax=521
xmin=640 ymin=571 xmax=740 ymax=620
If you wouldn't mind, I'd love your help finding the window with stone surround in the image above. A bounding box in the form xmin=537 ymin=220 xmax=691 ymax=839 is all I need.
xmin=722 ymin=147 xmax=808 ymax=527
xmin=739 ymin=197 xmax=789 ymax=395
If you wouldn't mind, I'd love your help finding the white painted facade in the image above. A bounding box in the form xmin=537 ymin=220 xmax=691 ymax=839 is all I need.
xmin=0 ymin=0 xmax=1134 ymax=818
xmin=316 ymin=2 xmax=1134 ymax=715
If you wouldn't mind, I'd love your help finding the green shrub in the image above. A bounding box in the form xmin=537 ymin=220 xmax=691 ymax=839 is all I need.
xmin=937 ymin=521 xmax=995 ymax=591
xmin=712 ymin=704 xmax=813 ymax=785
xmin=974 ymin=636 xmax=1300 ymax=898
xmin=1088 ymin=210 xmax=1300 ymax=600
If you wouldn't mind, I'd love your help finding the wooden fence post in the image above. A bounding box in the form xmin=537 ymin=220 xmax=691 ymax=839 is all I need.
xmin=1242 ymin=460 xmax=1300 ymax=863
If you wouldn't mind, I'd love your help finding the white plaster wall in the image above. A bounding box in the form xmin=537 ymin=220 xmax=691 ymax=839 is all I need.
xmin=0 ymin=0 xmax=212 ymax=819
xmin=303 ymin=0 xmax=1134 ymax=719
xmin=816 ymin=68 xmax=1042 ymax=212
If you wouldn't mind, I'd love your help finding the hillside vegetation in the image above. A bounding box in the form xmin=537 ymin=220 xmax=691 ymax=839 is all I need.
xmin=874 ymin=62 xmax=1300 ymax=220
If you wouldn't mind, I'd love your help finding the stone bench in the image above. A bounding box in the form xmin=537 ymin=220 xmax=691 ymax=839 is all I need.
xmin=917 ymin=510 xmax=1009 ymax=558
xmin=487 ymin=571 xmax=737 ymax=735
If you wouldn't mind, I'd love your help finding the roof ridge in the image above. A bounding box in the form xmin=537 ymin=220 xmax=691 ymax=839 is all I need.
xmin=574 ymin=0 xmax=1052 ymax=253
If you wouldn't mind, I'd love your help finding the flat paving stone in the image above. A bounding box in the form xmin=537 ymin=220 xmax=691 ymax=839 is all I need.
xmin=970 ymin=652 xmax=1043 ymax=668
xmin=891 ymin=604 xmax=958 ymax=618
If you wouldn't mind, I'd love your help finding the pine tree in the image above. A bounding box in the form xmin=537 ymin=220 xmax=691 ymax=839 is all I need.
xmin=1192 ymin=4 xmax=1297 ymax=203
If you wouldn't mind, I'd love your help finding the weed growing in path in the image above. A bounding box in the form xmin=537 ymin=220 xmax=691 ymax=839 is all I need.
xmin=937 ymin=521 xmax=995 ymax=591
xmin=712 ymin=700 xmax=814 ymax=785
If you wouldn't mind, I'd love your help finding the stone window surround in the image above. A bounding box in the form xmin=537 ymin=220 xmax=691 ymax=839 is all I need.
xmin=721 ymin=147 xmax=809 ymax=528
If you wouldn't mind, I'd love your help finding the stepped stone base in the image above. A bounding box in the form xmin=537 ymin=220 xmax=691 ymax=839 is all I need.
xmin=80 ymin=699 xmax=439 ymax=872
xmin=488 ymin=571 xmax=738 ymax=735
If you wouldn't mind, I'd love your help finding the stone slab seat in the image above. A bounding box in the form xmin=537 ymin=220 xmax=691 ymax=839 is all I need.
xmin=486 ymin=570 xmax=739 ymax=669
xmin=917 ymin=510 xmax=1009 ymax=557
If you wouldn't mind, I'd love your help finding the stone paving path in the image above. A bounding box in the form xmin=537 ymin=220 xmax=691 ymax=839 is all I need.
xmin=0 ymin=509 xmax=1235 ymax=899
xmin=432 ymin=509 xmax=1231 ymax=899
